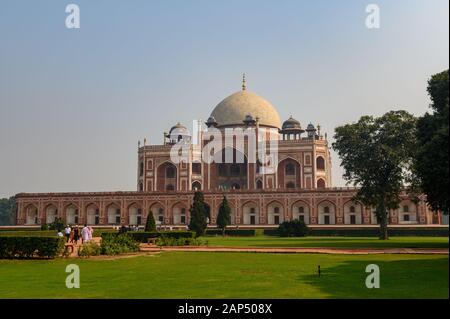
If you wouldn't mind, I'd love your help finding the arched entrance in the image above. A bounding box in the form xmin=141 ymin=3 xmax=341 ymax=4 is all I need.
xmin=267 ymin=201 xmax=284 ymax=225
xmin=128 ymin=204 xmax=142 ymax=226
xmin=277 ymin=158 xmax=301 ymax=189
xmin=149 ymin=203 xmax=165 ymax=225
xmin=86 ymin=204 xmax=100 ymax=225
xmin=172 ymin=203 xmax=188 ymax=225
xmin=192 ymin=181 xmax=202 ymax=191
xmin=25 ymin=205 xmax=38 ymax=225
xmin=107 ymin=203 xmax=121 ymax=225
xmin=213 ymin=148 xmax=248 ymax=190
xmin=157 ymin=162 xmax=177 ymax=191
xmin=343 ymin=201 xmax=362 ymax=225
xmin=242 ymin=201 xmax=259 ymax=225
xmin=292 ymin=201 xmax=310 ymax=224
xmin=45 ymin=204 xmax=58 ymax=224
xmin=317 ymin=201 xmax=336 ymax=225
xmin=65 ymin=204 xmax=79 ymax=225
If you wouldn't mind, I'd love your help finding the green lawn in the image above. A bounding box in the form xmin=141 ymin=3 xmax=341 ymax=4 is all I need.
xmin=201 ymin=236 xmax=449 ymax=249
xmin=0 ymin=252 xmax=448 ymax=299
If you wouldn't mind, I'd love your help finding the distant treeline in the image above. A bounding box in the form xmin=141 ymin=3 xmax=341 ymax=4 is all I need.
xmin=0 ymin=197 xmax=16 ymax=226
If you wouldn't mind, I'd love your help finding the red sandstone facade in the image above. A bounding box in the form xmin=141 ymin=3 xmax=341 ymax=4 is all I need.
xmin=14 ymin=80 xmax=442 ymax=226
xmin=15 ymin=189 xmax=438 ymax=227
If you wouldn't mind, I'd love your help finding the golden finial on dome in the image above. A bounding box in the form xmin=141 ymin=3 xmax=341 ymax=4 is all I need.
xmin=242 ymin=73 xmax=247 ymax=91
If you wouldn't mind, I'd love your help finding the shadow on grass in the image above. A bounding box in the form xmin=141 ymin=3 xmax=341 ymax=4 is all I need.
xmin=297 ymin=256 xmax=449 ymax=299
xmin=206 ymin=236 xmax=449 ymax=249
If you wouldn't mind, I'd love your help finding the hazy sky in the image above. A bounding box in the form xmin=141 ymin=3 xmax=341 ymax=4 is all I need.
xmin=0 ymin=0 xmax=448 ymax=198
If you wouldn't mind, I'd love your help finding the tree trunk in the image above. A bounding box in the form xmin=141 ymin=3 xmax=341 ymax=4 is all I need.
xmin=377 ymin=202 xmax=389 ymax=240
xmin=379 ymin=215 xmax=389 ymax=240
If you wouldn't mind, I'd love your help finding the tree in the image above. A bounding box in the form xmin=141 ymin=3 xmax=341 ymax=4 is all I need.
xmin=333 ymin=111 xmax=417 ymax=240
xmin=48 ymin=217 xmax=64 ymax=231
xmin=216 ymin=196 xmax=231 ymax=235
xmin=278 ymin=220 xmax=309 ymax=237
xmin=415 ymin=70 xmax=449 ymax=214
xmin=145 ymin=211 xmax=156 ymax=232
xmin=0 ymin=197 xmax=16 ymax=226
xmin=188 ymin=191 xmax=208 ymax=237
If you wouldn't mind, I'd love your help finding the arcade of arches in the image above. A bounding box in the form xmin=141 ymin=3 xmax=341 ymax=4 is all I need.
xmin=16 ymin=189 xmax=437 ymax=226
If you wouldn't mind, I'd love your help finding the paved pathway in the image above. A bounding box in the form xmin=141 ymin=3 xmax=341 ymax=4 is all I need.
xmin=139 ymin=244 xmax=449 ymax=255
xmin=65 ymin=237 xmax=102 ymax=257
xmin=65 ymin=239 xmax=448 ymax=257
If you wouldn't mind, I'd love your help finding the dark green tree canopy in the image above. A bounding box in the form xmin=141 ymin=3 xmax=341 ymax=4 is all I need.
xmin=0 ymin=197 xmax=16 ymax=226
xmin=216 ymin=196 xmax=231 ymax=234
xmin=145 ymin=210 xmax=156 ymax=232
xmin=333 ymin=111 xmax=417 ymax=239
xmin=188 ymin=191 xmax=208 ymax=237
xmin=415 ymin=70 xmax=449 ymax=213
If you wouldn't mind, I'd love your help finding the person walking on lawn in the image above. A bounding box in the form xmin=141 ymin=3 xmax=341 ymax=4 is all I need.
xmin=81 ymin=224 xmax=90 ymax=243
xmin=73 ymin=225 xmax=80 ymax=244
xmin=64 ymin=225 xmax=71 ymax=242
xmin=69 ymin=228 xmax=75 ymax=243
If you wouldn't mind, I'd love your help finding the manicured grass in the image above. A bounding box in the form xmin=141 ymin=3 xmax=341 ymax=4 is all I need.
xmin=201 ymin=236 xmax=449 ymax=249
xmin=0 ymin=252 xmax=447 ymax=299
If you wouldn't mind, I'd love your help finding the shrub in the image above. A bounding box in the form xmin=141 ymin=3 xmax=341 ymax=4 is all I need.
xmin=0 ymin=236 xmax=66 ymax=259
xmin=0 ymin=231 xmax=57 ymax=237
xmin=0 ymin=227 xmax=40 ymax=232
xmin=277 ymin=220 xmax=309 ymax=237
xmin=48 ymin=218 xmax=64 ymax=231
xmin=216 ymin=196 xmax=231 ymax=235
xmin=145 ymin=213 xmax=156 ymax=232
xmin=156 ymin=236 xmax=208 ymax=247
xmin=100 ymin=234 xmax=139 ymax=255
xmin=92 ymin=228 xmax=118 ymax=237
xmin=40 ymin=223 xmax=49 ymax=231
xmin=189 ymin=191 xmax=208 ymax=237
xmin=105 ymin=231 xmax=196 ymax=243
xmin=78 ymin=241 xmax=101 ymax=257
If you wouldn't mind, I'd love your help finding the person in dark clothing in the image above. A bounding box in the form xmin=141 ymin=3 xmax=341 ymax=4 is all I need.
xmin=119 ymin=225 xmax=127 ymax=234
xmin=73 ymin=225 xmax=80 ymax=244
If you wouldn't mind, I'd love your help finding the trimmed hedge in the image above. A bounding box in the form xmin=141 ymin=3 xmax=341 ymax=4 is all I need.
xmin=0 ymin=227 xmax=40 ymax=232
xmin=0 ymin=236 xmax=66 ymax=259
xmin=205 ymin=229 xmax=256 ymax=236
xmin=100 ymin=234 xmax=140 ymax=255
xmin=92 ymin=229 xmax=118 ymax=237
xmin=102 ymin=231 xmax=196 ymax=243
xmin=0 ymin=231 xmax=58 ymax=237
xmin=264 ymin=227 xmax=449 ymax=237
xmin=156 ymin=237 xmax=208 ymax=247
xmin=0 ymin=228 xmax=118 ymax=237
xmin=278 ymin=220 xmax=309 ymax=237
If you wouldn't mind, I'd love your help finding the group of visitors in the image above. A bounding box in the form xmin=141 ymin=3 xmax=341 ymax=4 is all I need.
xmin=59 ymin=224 xmax=94 ymax=245
xmin=156 ymin=225 xmax=187 ymax=231
xmin=116 ymin=225 xmax=140 ymax=233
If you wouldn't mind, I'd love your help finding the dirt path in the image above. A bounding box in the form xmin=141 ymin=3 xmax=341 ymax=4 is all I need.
xmin=66 ymin=238 xmax=448 ymax=258
xmin=139 ymin=244 xmax=449 ymax=255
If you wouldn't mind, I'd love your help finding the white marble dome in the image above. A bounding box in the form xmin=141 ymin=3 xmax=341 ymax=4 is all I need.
xmin=210 ymin=90 xmax=282 ymax=128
